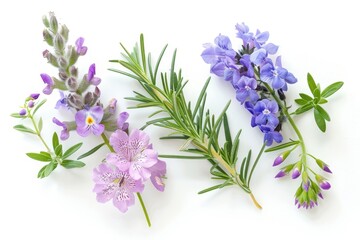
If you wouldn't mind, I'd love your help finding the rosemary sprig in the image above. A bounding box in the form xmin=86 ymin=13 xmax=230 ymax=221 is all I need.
xmin=109 ymin=34 xmax=265 ymax=209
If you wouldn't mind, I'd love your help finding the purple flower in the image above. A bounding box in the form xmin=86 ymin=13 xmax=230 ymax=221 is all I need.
xmin=235 ymin=23 xmax=253 ymax=45
xmin=323 ymin=166 xmax=332 ymax=174
xmin=275 ymin=170 xmax=286 ymax=178
xmin=117 ymin=111 xmax=129 ymax=131
xmin=149 ymin=159 xmax=166 ymax=191
xmin=263 ymin=128 xmax=283 ymax=146
xmin=106 ymin=129 xmax=158 ymax=181
xmin=30 ymin=93 xmax=40 ymax=100
xmin=302 ymin=180 xmax=310 ymax=192
xmin=75 ymin=37 xmax=88 ymax=56
xmin=41 ymin=73 xmax=54 ymax=95
xmin=55 ymin=91 xmax=68 ymax=109
xmin=316 ymin=175 xmax=331 ymax=190
xmin=273 ymin=156 xmax=284 ymax=167
xmin=260 ymin=56 xmax=297 ymax=90
xmin=93 ymin=163 xmax=144 ymax=213
xmin=19 ymin=109 xmax=27 ymax=116
xmin=87 ymin=64 xmax=101 ymax=86
xmin=292 ymin=168 xmax=301 ymax=179
xmin=27 ymin=101 xmax=35 ymax=108
xmin=52 ymin=117 xmax=70 ymax=140
xmin=234 ymin=76 xmax=259 ymax=104
xmin=253 ymin=99 xmax=279 ymax=127
xmin=239 ymin=54 xmax=254 ymax=78
xmin=75 ymin=106 xmax=105 ymax=137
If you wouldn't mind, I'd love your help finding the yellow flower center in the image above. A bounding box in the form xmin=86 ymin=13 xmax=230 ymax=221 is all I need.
xmin=86 ymin=115 xmax=95 ymax=125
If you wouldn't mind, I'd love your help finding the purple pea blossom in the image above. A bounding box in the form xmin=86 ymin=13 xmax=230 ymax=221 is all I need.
xmin=55 ymin=91 xmax=68 ymax=109
xmin=75 ymin=37 xmax=88 ymax=56
xmin=93 ymin=163 xmax=144 ymax=213
xmin=53 ymin=117 xmax=70 ymax=140
xmin=41 ymin=73 xmax=54 ymax=95
xmin=106 ymin=129 xmax=158 ymax=181
xmin=87 ymin=64 xmax=101 ymax=86
xmin=75 ymin=106 xmax=105 ymax=137
xmin=234 ymin=76 xmax=259 ymax=104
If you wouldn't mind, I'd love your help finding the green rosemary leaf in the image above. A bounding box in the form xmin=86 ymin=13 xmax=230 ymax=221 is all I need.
xmin=243 ymin=150 xmax=252 ymax=181
xmin=77 ymin=143 xmax=105 ymax=160
xmin=62 ymin=143 xmax=83 ymax=159
xmin=108 ymin=68 xmax=142 ymax=81
xmin=321 ymin=81 xmax=344 ymax=98
xmin=140 ymin=34 xmax=147 ymax=74
xmin=158 ymin=154 xmax=207 ymax=159
xmin=153 ymin=45 xmax=168 ymax=83
xmin=265 ymin=140 xmax=300 ymax=152
xmin=13 ymin=124 xmax=36 ymax=135
xmin=198 ymin=181 xmax=233 ymax=194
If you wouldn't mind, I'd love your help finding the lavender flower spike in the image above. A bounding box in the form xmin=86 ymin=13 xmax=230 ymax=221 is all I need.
xmin=75 ymin=106 xmax=105 ymax=137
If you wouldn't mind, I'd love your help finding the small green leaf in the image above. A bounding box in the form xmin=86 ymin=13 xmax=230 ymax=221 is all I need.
xmin=315 ymin=105 xmax=330 ymax=121
xmin=313 ymin=87 xmax=321 ymax=99
xmin=52 ymin=132 xmax=59 ymax=151
xmin=62 ymin=143 xmax=83 ymax=159
xmin=13 ymin=125 xmax=36 ymax=134
xmin=307 ymin=73 xmax=317 ymax=95
xmin=318 ymin=98 xmax=328 ymax=104
xmin=55 ymin=144 xmax=63 ymax=156
xmin=44 ymin=162 xmax=57 ymax=177
xmin=294 ymin=103 xmax=313 ymax=115
xmin=314 ymin=108 xmax=326 ymax=132
xmin=198 ymin=181 xmax=233 ymax=194
xmin=61 ymin=160 xmax=85 ymax=169
xmin=10 ymin=113 xmax=26 ymax=119
xmin=265 ymin=141 xmax=300 ymax=152
xmin=321 ymin=81 xmax=344 ymax=98
xmin=77 ymin=143 xmax=105 ymax=160
xmin=158 ymin=154 xmax=207 ymax=159
xmin=299 ymin=93 xmax=313 ymax=101
xmin=294 ymin=98 xmax=308 ymax=105
xmin=38 ymin=117 xmax=43 ymax=133
xmin=26 ymin=152 xmax=52 ymax=162
xmin=37 ymin=165 xmax=47 ymax=178
xmin=32 ymin=99 xmax=47 ymax=116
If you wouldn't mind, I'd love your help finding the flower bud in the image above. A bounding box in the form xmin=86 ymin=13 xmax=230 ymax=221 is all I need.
xmin=27 ymin=100 xmax=35 ymax=108
xmin=43 ymin=29 xmax=53 ymax=46
xmin=315 ymin=158 xmax=332 ymax=174
xmin=275 ymin=170 xmax=286 ymax=178
xmin=49 ymin=12 xmax=58 ymax=33
xmin=19 ymin=109 xmax=27 ymax=116
xmin=69 ymin=66 xmax=78 ymax=78
xmin=315 ymin=175 xmax=331 ymax=190
xmin=273 ymin=150 xmax=291 ymax=166
xmin=30 ymin=93 xmax=40 ymax=100
xmin=291 ymin=162 xmax=302 ymax=179
xmin=54 ymin=34 xmax=65 ymax=55
xmin=43 ymin=50 xmax=59 ymax=67
xmin=67 ymin=93 xmax=84 ymax=110
xmin=66 ymin=77 xmax=78 ymax=92
xmin=84 ymin=92 xmax=96 ymax=106
xmin=58 ymin=69 xmax=68 ymax=81
xmin=57 ymin=56 xmax=68 ymax=69
xmin=68 ymin=46 xmax=79 ymax=66
xmin=60 ymin=24 xmax=69 ymax=42
xmin=42 ymin=15 xmax=50 ymax=28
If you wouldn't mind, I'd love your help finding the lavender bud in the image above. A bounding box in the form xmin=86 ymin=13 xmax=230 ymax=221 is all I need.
xmin=57 ymin=56 xmax=68 ymax=69
xmin=54 ymin=34 xmax=65 ymax=54
xmin=58 ymin=69 xmax=68 ymax=81
xmin=68 ymin=46 xmax=79 ymax=66
xmin=69 ymin=66 xmax=78 ymax=78
xmin=43 ymin=51 xmax=59 ymax=67
xmin=84 ymin=92 xmax=95 ymax=106
xmin=94 ymin=87 xmax=101 ymax=98
xmin=49 ymin=12 xmax=58 ymax=33
xmin=42 ymin=15 xmax=50 ymax=28
xmin=291 ymin=168 xmax=301 ymax=179
xmin=66 ymin=77 xmax=78 ymax=92
xmin=43 ymin=29 xmax=53 ymax=46
xmin=67 ymin=93 xmax=83 ymax=110
xmin=19 ymin=109 xmax=27 ymax=116
xmin=30 ymin=93 xmax=40 ymax=100
xmin=275 ymin=170 xmax=286 ymax=178
xmin=28 ymin=100 xmax=35 ymax=108
xmin=60 ymin=24 xmax=69 ymax=42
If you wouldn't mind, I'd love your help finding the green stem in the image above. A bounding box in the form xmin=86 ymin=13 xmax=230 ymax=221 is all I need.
xmin=28 ymin=111 xmax=51 ymax=153
xmin=263 ymin=83 xmax=307 ymax=169
xmin=101 ymin=133 xmax=151 ymax=227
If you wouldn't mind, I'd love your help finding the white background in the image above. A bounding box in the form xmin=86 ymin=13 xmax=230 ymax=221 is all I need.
xmin=0 ymin=0 xmax=358 ymax=239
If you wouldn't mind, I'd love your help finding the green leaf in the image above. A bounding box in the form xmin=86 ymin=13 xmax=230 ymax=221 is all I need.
xmin=26 ymin=152 xmax=51 ymax=162
xmin=314 ymin=108 xmax=326 ymax=132
xmin=321 ymin=81 xmax=344 ymax=98
xmin=55 ymin=144 xmax=63 ymax=156
xmin=294 ymin=103 xmax=313 ymax=115
xmin=265 ymin=140 xmax=300 ymax=152
xmin=52 ymin=132 xmax=59 ymax=151
xmin=32 ymin=99 xmax=47 ymax=116
xmin=77 ymin=143 xmax=105 ymax=160
xmin=158 ymin=154 xmax=206 ymax=159
xmin=315 ymin=105 xmax=330 ymax=121
xmin=198 ymin=181 xmax=233 ymax=194
xmin=299 ymin=93 xmax=313 ymax=101
xmin=37 ymin=165 xmax=47 ymax=178
xmin=44 ymin=162 xmax=57 ymax=177
xmin=294 ymin=98 xmax=308 ymax=105
xmin=38 ymin=117 xmax=43 ymax=133
xmin=313 ymin=87 xmax=321 ymax=99
xmin=13 ymin=124 xmax=36 ymax=134
xmin=62 ymin=143 xmax=83 ymax=159
xmin=61 ymin=160 xmax=85 ymax=169
xmin=318 ymin=98 xmax=328 ymax=104
xmin=10 ymin=113 xmax=26 ymax=118
xmin=307 ymin=73 xmax=317 ymax=95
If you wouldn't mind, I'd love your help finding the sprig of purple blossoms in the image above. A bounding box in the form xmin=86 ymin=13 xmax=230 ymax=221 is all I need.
xmin=202 ymin=22 xmax=341 ymax=209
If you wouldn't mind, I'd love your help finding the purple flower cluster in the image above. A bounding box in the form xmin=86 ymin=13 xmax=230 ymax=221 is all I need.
xmin=201 ymin=23 xmax=298 ymax=145
xmin=93 ymin=129 xmax=166 ymax=212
